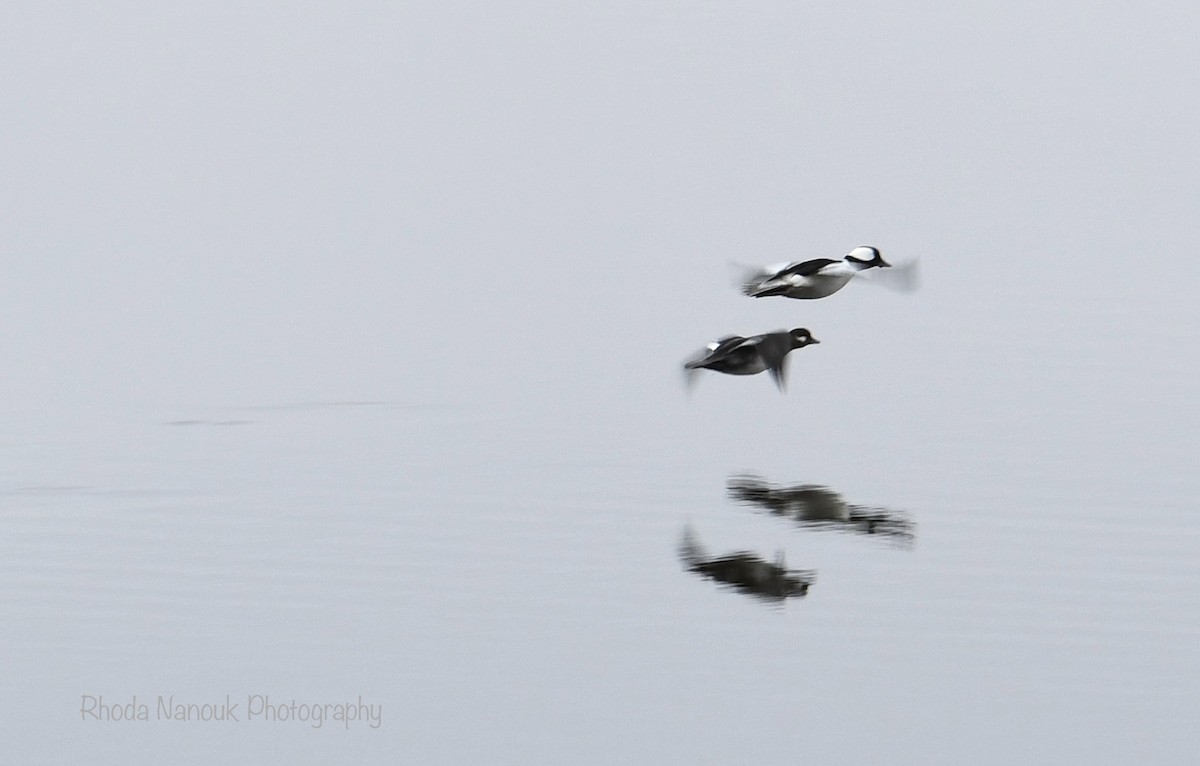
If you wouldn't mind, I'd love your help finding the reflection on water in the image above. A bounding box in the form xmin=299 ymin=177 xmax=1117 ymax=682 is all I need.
xmin=679 ymin=526 xmax=814 ymax=602
xmin=727 ymin=474 xmax=915 ymax=546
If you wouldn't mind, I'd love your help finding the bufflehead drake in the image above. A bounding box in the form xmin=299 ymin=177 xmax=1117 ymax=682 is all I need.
xmin=740 ymin=246 xmax=890 ymax=299
xmin=683 ymin=328 xmax=819 ymax=391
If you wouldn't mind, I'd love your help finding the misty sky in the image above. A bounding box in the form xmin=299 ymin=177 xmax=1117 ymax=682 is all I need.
xmin=5 ymin=2 xmax=1197 ymax=421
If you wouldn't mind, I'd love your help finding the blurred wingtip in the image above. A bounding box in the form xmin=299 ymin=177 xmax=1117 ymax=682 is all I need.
xmin=769 ymin=362 xmax=788 ymax=393
xmin=863 ymin=258 xmax=920 ymax=293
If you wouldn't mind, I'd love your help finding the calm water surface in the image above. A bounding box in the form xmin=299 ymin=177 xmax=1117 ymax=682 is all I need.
xmin=4 ymin=289 xmax=1198 ymax=763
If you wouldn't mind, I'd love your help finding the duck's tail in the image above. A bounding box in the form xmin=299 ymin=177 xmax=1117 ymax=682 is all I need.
xmin=729 ymin=262 xmax=776 ymax=297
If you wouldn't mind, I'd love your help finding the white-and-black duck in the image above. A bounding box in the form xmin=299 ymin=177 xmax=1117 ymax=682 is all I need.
xmin=740 ymin=245 xmax=891 ymax=299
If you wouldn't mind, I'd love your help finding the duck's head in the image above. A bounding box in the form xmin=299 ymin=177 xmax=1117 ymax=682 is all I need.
xmin=845 ymin=246 xmax=890 ymax=269
xmin=789 ymin=328 xmax=820 ymax=348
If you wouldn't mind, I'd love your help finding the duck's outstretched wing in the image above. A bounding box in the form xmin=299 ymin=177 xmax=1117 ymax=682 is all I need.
xmin=774 ymin=258 xmax=840 ymax=278
xmin=684 ymin=335 xmax=748 ymax=368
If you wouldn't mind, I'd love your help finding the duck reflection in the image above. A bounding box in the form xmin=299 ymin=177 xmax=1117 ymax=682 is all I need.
xmin=679 ymin=526 xmax=814 ymax=602
xmin=727 ymin=474 xmax=915 ymax=546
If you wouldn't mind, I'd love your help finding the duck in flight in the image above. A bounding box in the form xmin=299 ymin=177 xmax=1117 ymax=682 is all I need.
xmin=683 ymin=328 xmax=819 ymax=392
xmin=740 ymin=245 xmax=890 ymax=300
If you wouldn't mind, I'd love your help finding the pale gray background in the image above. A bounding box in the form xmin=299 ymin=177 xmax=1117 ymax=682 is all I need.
xmin=3 ymin=2 xmax=1198 ymax=764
